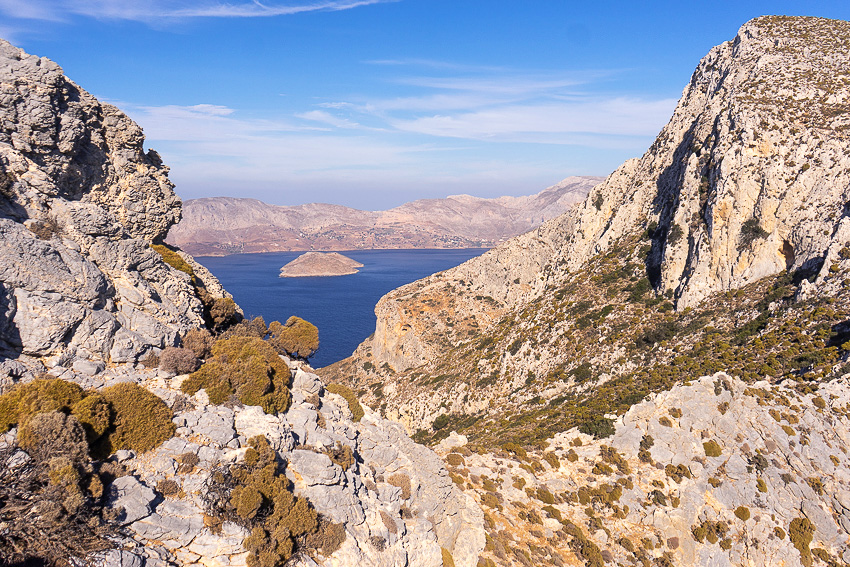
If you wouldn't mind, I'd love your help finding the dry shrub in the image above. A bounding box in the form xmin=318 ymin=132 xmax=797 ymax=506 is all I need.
xmin=177 ymin=451 xmax=200 ymax=473
xmin=182 ymin=328 xmax=215 ymax=359
xmin=202 ymin=435 xmax=343 ymax=566
xmin=324 ymin=442 xmax=355 ymax=471
xmin=388 ymin=473 xmax=411 ymax=499
xmin=269 ymin=316 xmax=319 ymax=359
xmin=182 ymin=336 xmax=291 ymax=414
xmin=380 ymin=510 xmax=398 ymax=534
xmin=159 ymin=346 xmax=201 ymax=374
xmin=325 ymin=383 xmax=364 ymax=422
xmin=98 ymin=382 xmax=176 ymax=455
xmin=140 ymin=352 xmax=160 ymax=368
xmin=157 ymin=479 xmax=180 ymax=496
xmin=441 ymin=547 xmax=456 ymax=567
xmin=18 ymin=411 xmax=89 ymax=465
xmin=28 ymin=215 xmax=61 ymax=240
xmin=210 ymin=297 xmax=239 ymax=331
xmin=446 ymin=453 xmax=465 ymax=467
xmin=302 ymin=517 xmax=346 ymax=556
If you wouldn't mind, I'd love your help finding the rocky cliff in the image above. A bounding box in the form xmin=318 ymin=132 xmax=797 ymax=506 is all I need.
xmin=165 ymin=177 xmax=598 ymax=256
xmin=324 ymin=16 xmax=850 ymax=440
xmin=0 ymin=39 xmax=484 ymax=567
xmin=0 ymin=39 xmax=236 ymax=368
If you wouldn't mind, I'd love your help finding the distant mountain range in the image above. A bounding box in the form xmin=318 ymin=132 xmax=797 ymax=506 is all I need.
xmin=165 ymin=176 xmax=600 ymax=256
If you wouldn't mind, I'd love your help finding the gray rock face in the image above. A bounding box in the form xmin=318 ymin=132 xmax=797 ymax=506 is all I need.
xmin=107 ymin=362 xmax=484 ymax=567
xmin=0 ymin=39 xmax=228 ymax=364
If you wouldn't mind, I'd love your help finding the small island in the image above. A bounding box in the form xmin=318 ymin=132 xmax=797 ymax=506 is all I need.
xmin=279 ymin=251 xmax=364 ymax=277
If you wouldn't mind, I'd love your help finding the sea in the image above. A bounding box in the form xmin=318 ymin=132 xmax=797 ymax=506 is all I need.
xmin=196 ymin=248 xmax=488 ymax=369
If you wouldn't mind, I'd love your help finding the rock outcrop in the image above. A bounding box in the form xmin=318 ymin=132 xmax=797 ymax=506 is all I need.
xmin=59 ymin=359 xmax=483 ymax=567
xmin=0 ymin=39 xmax=230 ymax=366
xmin=324 ymin=16 xmax=850 ymax=437
xmin=165 ymin=177 xmax=598 ymax=256
xmin=454 ymin=373 xmax=850 ymax=567
xmin=280 ymin=252 xmax=364 ymax=278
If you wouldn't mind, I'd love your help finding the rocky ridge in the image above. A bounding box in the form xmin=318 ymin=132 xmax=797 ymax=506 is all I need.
xmin=10 ymin=359 xmax=482 ymax=567
xmin=0 ymin=38 xmax=233 ymax=368
xmin=165 ymin=177 xmax=598 ymax=256
xmin=323 ymin=16 xmax=850 ymax=439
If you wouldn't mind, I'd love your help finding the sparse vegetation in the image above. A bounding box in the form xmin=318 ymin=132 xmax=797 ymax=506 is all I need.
xmin=202 ymin=435 xmax=343 ymax=566
xmin=326 ymin=383 xmax=364 ymax=422
xmin=269 ymin=316 xmax=319 ymax=360
xmin=182 ymin=336 xmax=292 ymax=414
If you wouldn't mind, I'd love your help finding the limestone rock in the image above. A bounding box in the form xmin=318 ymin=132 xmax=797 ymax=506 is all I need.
xmin=0 ymin=39 xmax=230 ymax=365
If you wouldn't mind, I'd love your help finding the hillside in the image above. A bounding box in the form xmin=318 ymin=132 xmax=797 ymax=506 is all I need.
xmin=3 ymin=15 xmax=850 ymax=567
xmin=165 ymin=177 xmax=598 ymax=256
xmin=321 ymin=16 xmax=850 ymax=565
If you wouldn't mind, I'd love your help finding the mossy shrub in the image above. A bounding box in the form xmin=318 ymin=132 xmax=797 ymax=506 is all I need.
xmin=183 ymin=336 xmax=291 ymax=414
xmin=789 ymin=517 xmax=814 ymax=567
xmin=269 ymin=316 xmax=319 ymax=359
xmin=734 ymin=506 xmax=750 ymax=521
xmin=0 ymin=377 xmax=174 ymax=458
xmin=325 ymin=383 xmax=363 ymax=422
xmin=703 ymin=440 xmax=722 ymax=457
xmin=0 ymin=377 xmax=85 ymax=432
xmin=205 ymin=436 xmax=339 ymax=566
xmin=99 ymin=383 xmax=176 ymax=455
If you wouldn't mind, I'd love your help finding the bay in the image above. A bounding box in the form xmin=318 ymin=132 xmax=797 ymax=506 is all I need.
xmin=196 ymin=248 xmax=487 ymax=368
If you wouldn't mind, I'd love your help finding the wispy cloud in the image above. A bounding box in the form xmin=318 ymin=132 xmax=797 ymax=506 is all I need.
xmin=308 ymin=65 xmax=676 ymax=145
xmin=0 ymin=0 xmax=394 ymax=22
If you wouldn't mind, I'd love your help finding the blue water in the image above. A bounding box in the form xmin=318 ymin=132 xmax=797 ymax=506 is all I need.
xmin=196 ymin=249 xmax=487 ymax=368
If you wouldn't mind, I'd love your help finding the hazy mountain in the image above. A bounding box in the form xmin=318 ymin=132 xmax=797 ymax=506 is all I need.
xmin=165 ymin=177 xmax=599 ymax=255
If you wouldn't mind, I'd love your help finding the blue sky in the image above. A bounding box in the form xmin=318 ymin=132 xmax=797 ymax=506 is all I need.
xmin=2 ymin=1 xmax=849 ymax=209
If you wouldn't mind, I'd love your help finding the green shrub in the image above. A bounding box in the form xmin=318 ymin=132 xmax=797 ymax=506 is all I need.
xmin=433 ymin=414 xmax=450 ymax=430
xmin=789 ymin=517 xmax=814 ymax=567
xmin=269 ymin=317 xmax=319 ymax=360
xmin=578 ymin=416 xmax=615 ymax=439
xmin=70 ymin=393 xmax=112 ymax=444
xmin=543 ymin=452 xmax=559 ymax=469
xmin=734 ymin=506 xmax=750 ymax=521
xmin=183 ymin=336 xmax=291 ymax=414
xmin=151 ymin=244 xmax=195 ymax=278
xmin=99 ymin=383 xmax=176 ymax=454
xmin=501 ymin=442 xmax=528 ymax=459
xmin=703 ymin=440 xmax=722 ymax=457
xmin=740 ymin=218 xmax=769 ymax=248
xmin=325 ymin=383 xmax=363 ymax=422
